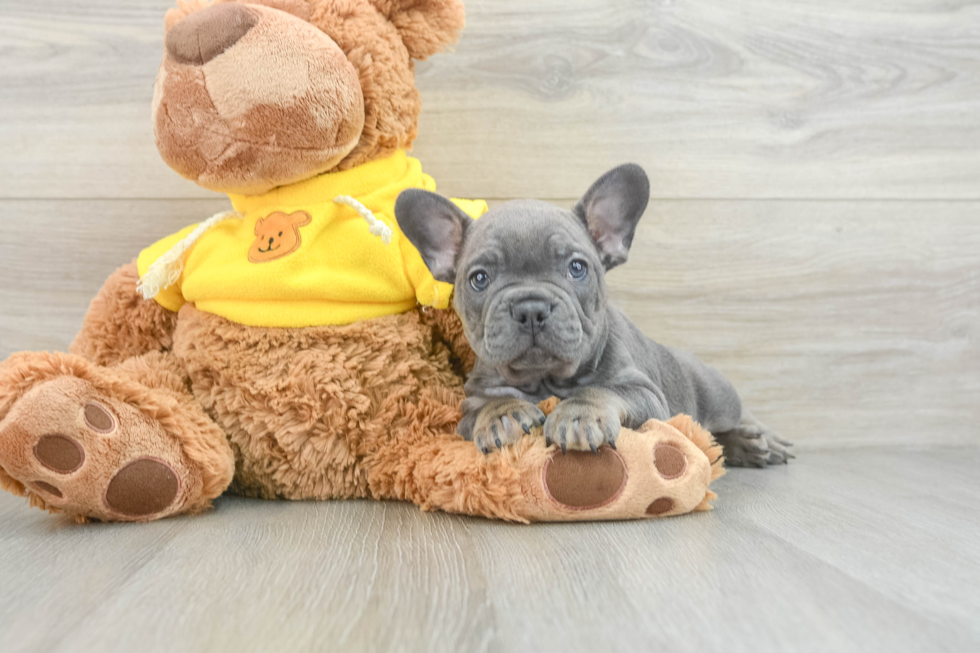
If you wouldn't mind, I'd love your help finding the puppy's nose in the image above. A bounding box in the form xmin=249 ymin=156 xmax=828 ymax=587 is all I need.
xmin=165 ymin=3 xmax=259 ymax=66
xmin=512 ymin=299 xmax=552 ymax=330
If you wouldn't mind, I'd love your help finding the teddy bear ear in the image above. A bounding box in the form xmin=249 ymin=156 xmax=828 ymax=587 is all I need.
xmin=289 ymin=211 xmax=313 ymax=226
xmin=370 ymin=0 xmax=466 ymax=61
xmin=164 ymin=0 xmax=214 ymax=33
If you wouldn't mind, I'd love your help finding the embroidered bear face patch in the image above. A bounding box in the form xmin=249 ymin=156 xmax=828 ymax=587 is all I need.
xmin=248 ymin=211 xmax=312 ymax=263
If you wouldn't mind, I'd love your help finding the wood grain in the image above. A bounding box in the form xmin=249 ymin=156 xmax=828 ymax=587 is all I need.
xmin=1 ymin=448 xmax=978 ymax=652
xmin=1 ymin=0 xmax=980 ymax=199
xmin=2 ymin=198 xmax=976 ymax=446
xmin=604 ymin=199 xmax=980 ymax=448
xmin=0 ymin=199 xmax=230 ymax=354
xmin=416 ymin=0 xmax=980 ymax=200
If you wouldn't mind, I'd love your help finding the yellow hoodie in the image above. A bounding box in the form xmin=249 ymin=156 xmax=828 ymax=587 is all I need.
xmin=137 ymin=151 xmax=486 ymax=328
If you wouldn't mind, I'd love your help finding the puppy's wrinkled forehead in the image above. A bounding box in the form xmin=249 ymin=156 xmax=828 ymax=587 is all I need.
xmin=462 ymin=200 xmax=592 ymax=271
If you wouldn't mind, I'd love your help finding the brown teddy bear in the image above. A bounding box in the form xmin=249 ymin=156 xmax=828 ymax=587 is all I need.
xmin=0 ymin=0 xmax=723 ymax=523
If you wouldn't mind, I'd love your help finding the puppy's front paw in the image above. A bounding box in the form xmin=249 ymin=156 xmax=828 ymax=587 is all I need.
xmin=544 ymin=398 xmax=621 ymax=453
xmin=470 ymin=399 xmax=546 ymax=454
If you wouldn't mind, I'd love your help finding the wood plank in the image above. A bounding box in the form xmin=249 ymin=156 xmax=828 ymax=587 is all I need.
xmin=0 ymin=448 xmax=978 ymax=652
xmin=0 ymin=0 xmax=206 ymax=199
xmin=2 ymin=1 xmax=980 ymax=200
xmin=2 ymin=198 xmax=976 ymax=446
xmin=0 ymin=198 xmax=230 ymax=354
xmin=732 ymin=448 xmax=980 ymax=638
xmin=602 ymin=199 xmax=980 ymax=448
xmin=418 ymin=0 xmax=980 ymax=200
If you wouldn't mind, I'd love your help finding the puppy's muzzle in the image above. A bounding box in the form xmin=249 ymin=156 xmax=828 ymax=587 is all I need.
xmin=510 ymin=298 xmax=552 ymax=335
xmin=482 ymin=287 xmax=584 ymax=369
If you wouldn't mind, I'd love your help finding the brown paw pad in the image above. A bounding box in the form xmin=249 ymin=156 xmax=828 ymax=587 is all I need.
xmin=104 ymin=458 xmax=180 ymax=517
xmin=653 ymin=442 xmax=687 ymax=479
xmin=83 ymin=402 xmax=116 ymax=433
xmin=30 ymin=481 xmax=64 ymax=498
xmin=543 ymin=446 xmax=627 ymax=510
xmin=646 ymin=496 xmax=675 ymax=516
xmin=34 ymin=434 xmax=85 ymax=473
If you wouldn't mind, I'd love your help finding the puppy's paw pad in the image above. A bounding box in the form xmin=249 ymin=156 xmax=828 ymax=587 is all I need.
xmin=543 ymin=446 xmax=627 ymax=509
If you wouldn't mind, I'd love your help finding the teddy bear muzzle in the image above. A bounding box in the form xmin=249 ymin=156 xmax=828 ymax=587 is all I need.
xmin=154 ymin=2 xmax=366 ymax=196
xmin=165 ymin=3 xmax=259 ymax=66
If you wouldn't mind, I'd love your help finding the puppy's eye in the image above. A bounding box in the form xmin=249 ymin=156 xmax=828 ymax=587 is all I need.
xmin=278 ymin=231 xmax=283 ymax=237
xmin=568 ymin=259 xmax=588 ymax=280
xmin=469 ymin=270 xmax=491 ymax=292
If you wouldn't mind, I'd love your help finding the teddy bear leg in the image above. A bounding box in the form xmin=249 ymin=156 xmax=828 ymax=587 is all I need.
xmin=0 ymin=351 xmax=234 ymax=522
xmin=69 ymin=260 xmax=179 ymax=367
xmin=381 ymin=414 xmax=724 ymax=523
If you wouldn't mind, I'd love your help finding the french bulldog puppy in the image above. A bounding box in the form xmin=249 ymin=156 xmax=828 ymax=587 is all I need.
xmin=395 ymin=165 xmax=792 ymax=467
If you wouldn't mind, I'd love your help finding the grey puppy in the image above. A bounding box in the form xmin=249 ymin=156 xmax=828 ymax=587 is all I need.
xmin=395 ymin=164 xmax=792 ymax=467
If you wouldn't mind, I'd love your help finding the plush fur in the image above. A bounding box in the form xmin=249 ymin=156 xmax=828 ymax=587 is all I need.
xmin=0 ymin=0 xmax=723 ymax=523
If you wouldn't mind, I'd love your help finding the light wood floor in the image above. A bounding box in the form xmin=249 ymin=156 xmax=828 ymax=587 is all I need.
xmin=1 ymin=1 xmax=979 ymax=651
xmin=2 ymin=447 xmax=978 ymax=653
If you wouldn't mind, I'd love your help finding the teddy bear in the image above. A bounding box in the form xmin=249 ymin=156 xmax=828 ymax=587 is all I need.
xmin=0 ymin=0 xmax=723 ymax=523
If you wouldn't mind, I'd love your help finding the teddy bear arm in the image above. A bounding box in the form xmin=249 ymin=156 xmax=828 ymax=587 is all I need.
xmin=69 ymin=261 xmax=179 ymax=367
xmin=417 ymin=306 xmax=476 ymax=376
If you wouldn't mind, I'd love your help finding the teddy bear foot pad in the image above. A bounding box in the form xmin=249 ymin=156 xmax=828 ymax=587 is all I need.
xmin=528 ymin=417 xmax=722 ymax=522
xmin=0 ymin=376 xmax=201 ymax=521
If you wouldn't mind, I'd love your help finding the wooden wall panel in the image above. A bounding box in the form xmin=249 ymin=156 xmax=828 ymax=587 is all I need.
xmin=1 ymin=1 xmax=979 ymax=199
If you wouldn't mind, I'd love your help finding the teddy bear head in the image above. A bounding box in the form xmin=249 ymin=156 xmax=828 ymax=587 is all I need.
xmin=154 ymin=0 xmax=464 ymax=196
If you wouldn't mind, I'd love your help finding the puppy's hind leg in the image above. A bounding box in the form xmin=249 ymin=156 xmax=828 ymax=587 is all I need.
xmin=713 ymin=408 xmax=793 ymax=468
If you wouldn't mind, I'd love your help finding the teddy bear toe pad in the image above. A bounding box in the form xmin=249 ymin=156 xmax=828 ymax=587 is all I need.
xmin=0 ymin=377 xmax=193 ymax=521
xmin=104 ymin=458 xmax=181 ymax=517
xmin=543 ymin=446 xmax=627 ymax=509
xmin=33 ymin=434 xmax=85 ymax=473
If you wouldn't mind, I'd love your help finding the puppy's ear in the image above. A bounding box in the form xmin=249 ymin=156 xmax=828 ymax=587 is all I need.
xmin=573 ymin=163 xmax=650 ymax=270
xmin=396 ymin=189 xmax=473 ymax=283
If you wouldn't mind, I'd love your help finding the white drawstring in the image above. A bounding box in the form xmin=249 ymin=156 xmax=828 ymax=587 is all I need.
xmin=136 ymin=210 xmax=243 ymax=299
xmin=333 ymin=195 xmax=393 ymax=245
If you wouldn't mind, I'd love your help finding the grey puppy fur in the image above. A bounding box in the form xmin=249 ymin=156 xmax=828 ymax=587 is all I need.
xmin=395 ymin=164 xmax=792 ymax=467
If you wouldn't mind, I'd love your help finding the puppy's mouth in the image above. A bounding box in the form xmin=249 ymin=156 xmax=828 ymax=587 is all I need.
xmin=258 ymin=242 xmax=280 ymax=253
xmin=495 ymin=344 xmax=581 ymax=386
xmin=506 ymin=345 xmax=564 ymax=371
